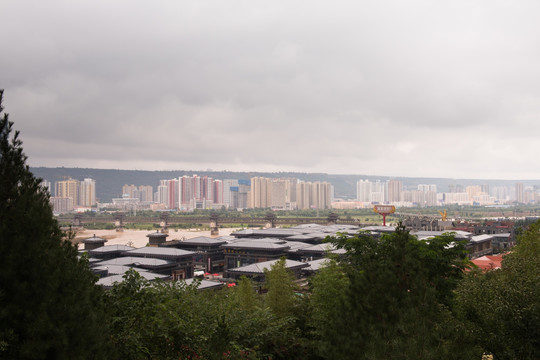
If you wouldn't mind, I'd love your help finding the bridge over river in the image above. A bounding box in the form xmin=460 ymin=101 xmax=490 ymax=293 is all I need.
xmin=56 ymin=211 xmax=449 ymax=234
xmin=56 ymin=212 xmax=365 ymax=234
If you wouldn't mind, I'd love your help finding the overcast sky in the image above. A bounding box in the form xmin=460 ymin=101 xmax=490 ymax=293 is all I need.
xmin=2 ymin=1 xmax=540 ymax=179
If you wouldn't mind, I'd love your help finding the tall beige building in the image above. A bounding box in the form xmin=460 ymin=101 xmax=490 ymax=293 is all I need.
xmin=248 ymin=177 xmax=296 ymax=209
xmin=296 ymin=181 xmax=332 ymax=210
xmin=122 ymin=184 xmax=138 ymax=198
xmin=138 ymin=185 xmax=153 ymax=202
xmin=466 ymin=185 xmax=483 ymax=200
xmin=249 ymin=177 xmax=271 ymax=208
xmin=55 ymin=178 xmax=80 ymax=207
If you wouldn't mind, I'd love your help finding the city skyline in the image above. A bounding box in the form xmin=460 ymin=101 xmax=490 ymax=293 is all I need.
xmin=4 ymin=1 xmax=540 ymax=179
xmin=45 ymin=172 xmax=538 ymax=215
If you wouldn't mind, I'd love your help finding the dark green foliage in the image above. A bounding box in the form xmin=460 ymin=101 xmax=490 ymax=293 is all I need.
xmin=264 ymin=258 xmax=300 ymax=319
xmin=104 ymin=270 xmax=312 ymax=360
xmin=456 ymin=219 xmax=540 ymax=359
xmin=0 ymin=90 xmax=108 ymax=359
xmin=310 ymin=225 xmax=478 ymax=359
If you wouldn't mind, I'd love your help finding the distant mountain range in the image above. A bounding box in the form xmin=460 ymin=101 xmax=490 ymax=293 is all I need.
xmin=30 ymin=167 xmax=539 ymax=203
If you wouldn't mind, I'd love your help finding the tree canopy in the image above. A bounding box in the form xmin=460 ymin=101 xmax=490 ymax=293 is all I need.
xmin=0 ymin=90 xmax=108 ymax=359
xmin=309 ymin=225 xmax=479 ymax=359
xmin=456 ymin=219 xmax=540 ymax=359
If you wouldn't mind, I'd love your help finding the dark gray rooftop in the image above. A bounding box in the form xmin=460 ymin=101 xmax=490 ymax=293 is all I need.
xmin=97 ymin=272 xmax=169 ymax=287
xmin=81 ymin=234 xmax=108 ymax=244
xmin=227 ymin=259 xmax=309 ymax=274
xmin=359 ymin=225 xmax=397 ymax=232
xmin=95 ymin=264 xmax=148 ymax=275
xmin=221 ymin=241 xmax=290 ymax=251
xmin=412 ymin=230 xmax=472 ymax=240
xmin=300 ymin=243 xmax=339 ymax=253
xmin=180 ymin=236 xmax=228 ymax=245
xmin=96 ymin=256 xmax=175 ymax=268
xmin=303 ymin=258 xmax=332 ymax=271
xmin=283 ymin=241 xmax=314 ymax=253
xmin=183 ymin=278 xmax=224 ymax=290
xmin=88 ymin=245 xmax=136 ymax=254
xmin=124 ymin=247 xmax=195 ymax=258
xmin=147 ymin=231 xmax=169 ymax=238
xmin=471 ymin=234 xmax=495 ymax=243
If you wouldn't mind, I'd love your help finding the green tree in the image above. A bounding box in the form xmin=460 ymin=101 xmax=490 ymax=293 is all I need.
xmin=0 ymin=90 xmax=108 ymax=359
xmin=456 ymin=219 xmax=540 ymax=359
xmin=310 ymin=225 xmax=478 ymax=359
xmin=264 ymin=258 xmax=300 ymax=319
xmin=105 ymin=271 xmax=309 ymax=359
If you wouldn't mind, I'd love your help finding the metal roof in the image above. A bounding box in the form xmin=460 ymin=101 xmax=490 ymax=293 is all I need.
xmin=303 ymin=258 xmax=332 ymax=271
xmin=183 ymin=278 xmax=225 ymax=290
xmin=360 ymin=225 xmax=396 ymax=232
xmin=299 ymin=243 xmax=338 ymax=253
xmin=471 ymin=234 xmax=495 ymax=243
xmin=124 ymin=247 xmax=195 ymax=258
xmin=221 ymin=241 xmax=290 ymax=251
xmin=95 ymin=256 xmax=175 ymax=267
xmin=412 ymin=230 xmax=471 ymax=240
xmin=146 ymin=231 xmax=169 ymax=238
xmin=283 ymin=241 xmax=313 ymax=252
xmin=227 ymin=259 xmax=309 ymax=274
xmin=88 ymin=245 xmax=135 ymax=253
xmin=81 ymin=234 xmax=108 ymax=244
xmin=180 ymin=236 xmax=228 ymax=245
xmin=97 ymin=272 xmax=169 ymax=287
xmin=96 ymin=264 xmax=147 ymax=275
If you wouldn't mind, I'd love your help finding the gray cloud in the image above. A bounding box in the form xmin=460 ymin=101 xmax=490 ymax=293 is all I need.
xmin=3 ymin=0 xmax=540 ymax=179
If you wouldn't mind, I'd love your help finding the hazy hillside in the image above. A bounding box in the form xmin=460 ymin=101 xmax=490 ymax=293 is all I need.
xmin=30 ymin=167 xmax=539 ymax=203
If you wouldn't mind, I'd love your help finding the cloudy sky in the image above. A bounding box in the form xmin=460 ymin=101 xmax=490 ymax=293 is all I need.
xmin=2 ymin=1 xmax=540 ymax=179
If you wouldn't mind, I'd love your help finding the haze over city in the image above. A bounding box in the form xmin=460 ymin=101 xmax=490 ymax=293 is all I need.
xmin=3 ymin=1 xmax=540 ymax=179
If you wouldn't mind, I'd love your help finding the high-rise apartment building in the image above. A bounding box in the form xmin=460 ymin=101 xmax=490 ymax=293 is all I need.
xmin=516 ymin=183 xmax=524 ymax=203
xmin=417 ymin=184 xmax=437 ymax=193
xmin=213 ymin=180 xmax=224 ymax=204
xmin=79 ymin=178 xmax=96 ymax=207
xmin=177 ymin=175 xmax=222 ymax=210
xmin=50 ymin=197 xmax=74 ymax=213
xmin=490 ymin=186 xmax=510 ymax=202
xmin=137 ymin=185 xmax=153 ymax=202
xmin=357 ymin=179 xmax=387 ymax=203
xmin=122 ymin=184 xmax=153 ymax=202
xmin=167 ymin=179 xmax=178 ymax=209
xmin=466 ymin=186 xmax=483 ymax=201
xmin=156 ymin=180 xmax=169 ymax=206
xmin=357 ymin=180 xmax=372 ymax=202
xmin=249 ymin=177 xmax=271 ymax=208
xmin=387 ymin=180 xmax=403 ymax=203
xmin=296 ymin=181 xmax=332 ymax=210
xmin=55 ymin=178 xmax=80 ymax=207
xmin=236 ymin=180 xmax=250 ymax=209
xmin=248 ymin=177 xmax=297 ymax=210
xmin=122 ymin=184 xmax=138 ymax=198
xmin=223 ymin=179 xmax=239 ymax=207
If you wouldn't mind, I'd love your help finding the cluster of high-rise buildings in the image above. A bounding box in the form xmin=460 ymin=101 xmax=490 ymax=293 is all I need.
xmin=349 ymin=179 xmax=539 ymax=208
xmin=113 ymin=175 xmax=333 ymax=212
xmin=354 ymin=179 xmax=437 ymax=207
xmin=43 ymin=174 xmax=540 ymax=214
xmin=44 ymin=178 xmax=96 ymax=213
